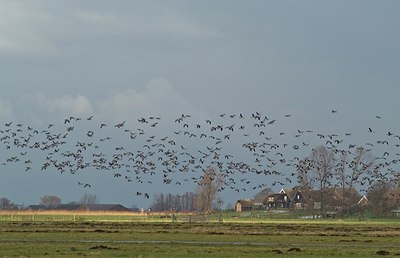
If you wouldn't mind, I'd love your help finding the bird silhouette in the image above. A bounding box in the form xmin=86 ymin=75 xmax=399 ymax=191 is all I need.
xmin=0 ymin=110 xmax=398 ymax=201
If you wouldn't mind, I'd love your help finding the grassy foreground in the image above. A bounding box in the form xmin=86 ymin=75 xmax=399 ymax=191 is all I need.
xmin=0 ymin=212 xmax=399 ymax=257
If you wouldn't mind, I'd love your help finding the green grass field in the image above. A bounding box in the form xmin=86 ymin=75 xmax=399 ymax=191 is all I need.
xmin=0 ymin=211 xmax=399 ymax=257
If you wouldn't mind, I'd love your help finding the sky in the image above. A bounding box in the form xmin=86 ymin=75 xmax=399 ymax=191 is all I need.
xmin=1 ymin=1 xmax=400 ymax=209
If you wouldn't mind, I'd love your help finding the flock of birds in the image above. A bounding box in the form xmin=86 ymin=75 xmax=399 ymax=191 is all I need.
xmin=1 ymin=110 xmax=399 ymax=199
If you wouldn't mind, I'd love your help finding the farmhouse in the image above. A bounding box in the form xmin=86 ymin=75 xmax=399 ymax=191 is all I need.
xmin=265 ymin=190 xmax=291 ymax=209
xmin=286 ymin=189 xmax=322 ymax=210
xmin=235 ymin=187 xmax=365 ymax=212
xmin=279 ymin=188 xmax=362 ymax=211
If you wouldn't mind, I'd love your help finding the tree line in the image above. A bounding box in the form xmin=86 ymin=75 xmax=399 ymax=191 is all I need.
xmin=150 ymin=167 xmax=224 ymax=212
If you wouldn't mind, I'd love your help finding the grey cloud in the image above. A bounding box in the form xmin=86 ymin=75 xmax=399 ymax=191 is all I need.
xmin=95 ymin=78 xmax=206 ymax=123
xmin=0 ymin=99 xmax=12 ymax=119
xmin=0 ymin=1 xmax=57 ymax=54
xmin=13 ymin=93 xmax=92 ymax=126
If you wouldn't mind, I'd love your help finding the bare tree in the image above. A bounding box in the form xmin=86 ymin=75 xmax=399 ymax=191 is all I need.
xmin=195 ymin=167 xmax=224 ymax=212
xmin=79 ymin=193 xmax=100 ymax=204
xmin=367 ymin=180 xmax=395 ymax=217
xmin=0 ymin=198 xmax=11 ymax=210
xmin=307 ymin=145 xmax=335 ymax=211
xmin=296 ymin=158 xmax=312 ymax=190
xmin=392 ymin=172 xmax=400 ymax=189
xmin=150 ymin=192 xmax=197 ymax=211
xmin=151 ymin=193 xmax=166 ymax=211
xmin=335 ymin=147 xmax=375 ymax=212
xmin=182 ymin=192 xmax=197 ymax=211
xmin=337 ymin=147 xmax=375 ymax=189
xmin=40 ymin=195 xmax=62 ymax=207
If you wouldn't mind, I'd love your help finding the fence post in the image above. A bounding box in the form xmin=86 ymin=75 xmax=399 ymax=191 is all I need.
xmin=218 ymin=214 xmax=223 ymax=223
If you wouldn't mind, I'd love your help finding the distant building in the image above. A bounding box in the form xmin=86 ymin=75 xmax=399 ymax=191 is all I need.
xmin=235 ymin=187 xmax=366 ymax=212
xmin=78 ymin=204 xmax=131 ymax=212
xmin=235 ymin=199 xmax=255 ymax=212
xmin=26 ymin=204 xmax=131 ymax=212
xmin=265 ymin=190 xmax=291 ymax=209
xmin=357 ymin=195 xmax=369 ymax=206
xmin=279 ymin=187 xmax=362 ymax=211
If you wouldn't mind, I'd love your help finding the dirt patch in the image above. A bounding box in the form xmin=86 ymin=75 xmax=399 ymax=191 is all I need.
xmin=90 ymin=245 xmax=119 ymax=250
xmin=271 ymin=249 xmax=283 ymax=254
xmin=376 ymin=250 xmax=390 ymax=256
xmin=207 ymin=231 xmax=224 ymax=235
xmin=339 ymin=239 xmax=358 ymax=242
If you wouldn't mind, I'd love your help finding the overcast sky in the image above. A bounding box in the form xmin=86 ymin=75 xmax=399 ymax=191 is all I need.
xmin=1 ymin=1 xmax=399 ymax=209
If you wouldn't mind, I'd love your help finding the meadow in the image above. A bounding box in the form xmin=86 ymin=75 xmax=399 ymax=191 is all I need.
xmin=0 ymin=210 xmax=399 ymax=257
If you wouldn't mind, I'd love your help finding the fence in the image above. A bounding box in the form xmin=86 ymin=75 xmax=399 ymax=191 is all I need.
xmin=0 ymin=211 xmax=224 ymax=223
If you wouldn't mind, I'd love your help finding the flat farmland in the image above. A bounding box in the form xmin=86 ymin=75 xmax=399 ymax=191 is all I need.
xmin=0 ymin=212 xmax=399 ymax=257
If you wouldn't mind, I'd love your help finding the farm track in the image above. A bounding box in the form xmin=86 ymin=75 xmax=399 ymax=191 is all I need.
xmin=0 ymin=238 xmax=399 ymax=249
